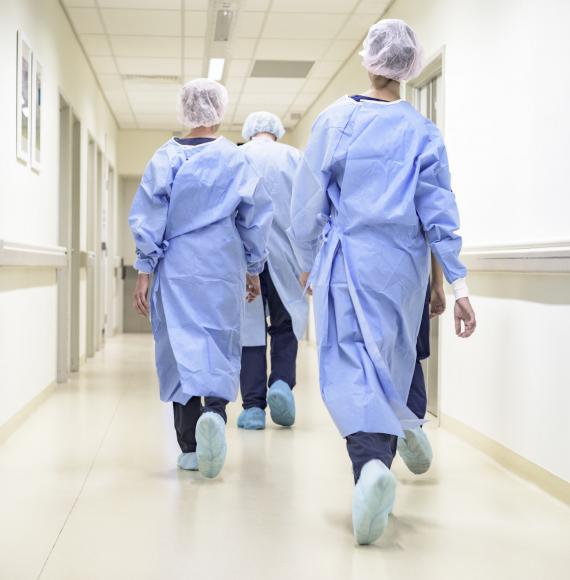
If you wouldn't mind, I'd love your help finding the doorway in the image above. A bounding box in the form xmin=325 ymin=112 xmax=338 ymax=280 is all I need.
xmin=57 ymin=96 xmax=82 ymax=378
xmin=406 ymin=51 xmax=445 ymax=418
xmin=86 ymin=137 xmax=96 ymax=358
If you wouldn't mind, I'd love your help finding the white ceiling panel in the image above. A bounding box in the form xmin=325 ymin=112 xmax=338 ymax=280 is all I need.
xmin=80 ymin=34 xmax=112 ymax=56
xmin=292 ymin=92 xmax=320 ymax=107
xmin=110 ymin=36 xmax=181 ymax=58
xmin=90 ymin=56 xmax=118 ymax=74
xmin=98 ymin=0 xmax=181 ymax=8
xmin=230 ymin=38 xmax=257 ymax=59
xmin=101 ymin=9 xmax=181 ymax=36
xmin=98 ymin=74 xmax=124 ymax=89
xmin=184 ymin=59 xmax=203 ymax=78
xmin=234 ymin=12 xmax=265 ymax=38
xmin=234 ymin=103 xmax=288 ymax=121
xmin=184 ymin=11 xmax=208 ymax=37
xmin=67 ymin=8 xmax=104 ymax=33
xmin=239 ymin=92 xmax=300 ymax=106
xmin=338 ymin=13 xmax=377 ymax=40
xmin=355 ymin=0 xmax=392 ymax=15
xmin=62 ymin=0 xmax=95 ymax=7
xmin=184 ymin=37 xmax=206 ymax=59
xmin=241 ymin=0 xmax=271 ymax=10
xmin=116 ymin=57 xmax=180 ymax=76
xmin=225 ymin=77 xmax=246 ymax=93
xmin=227 ymin=59 xmax=252 ymax=77
xmin=186 ymin=0 xmax=210 ymax=9
xmin=271 ymin=0 xmax=358 ymax=12
xmin=243 ymin=77 xmax=305 ymax=94
xmin=263 ymin=14 xmax=345 ymax=40
xmin=309 ymin=61 xmax=342 ymax=78
xmin=255 ymin=38 xmax=328 ymax=60
xmin=301 ymin=77 xmax=330 ymax=94
xmin=323 ymin=39 xmax=358 ymax=61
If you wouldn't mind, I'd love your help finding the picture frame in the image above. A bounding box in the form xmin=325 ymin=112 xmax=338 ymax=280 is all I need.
xmin=16 ymin=31 xmax=32 ymax=164
xmin=31 ymin=55 xmax=42 ymax=171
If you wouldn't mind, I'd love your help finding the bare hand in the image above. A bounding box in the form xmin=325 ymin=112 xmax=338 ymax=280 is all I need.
xmin=454 ymin=297 xmax=476 ymax=338
xmin=299 ymin=272 xmax=312 ymax=295
xmin=430 ymin=284 xmax=446 ymax=319
xmin=133 ymin=273 xmax=150 ymax=317
xmin=246 ymin=274 xmax=261 ymax=303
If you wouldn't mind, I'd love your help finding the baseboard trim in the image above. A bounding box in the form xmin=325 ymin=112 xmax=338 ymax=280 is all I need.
xmin=0 ymin=381 xmax=58 ymax=443
xmin=441 ymin=413 xmax=569 ymax=506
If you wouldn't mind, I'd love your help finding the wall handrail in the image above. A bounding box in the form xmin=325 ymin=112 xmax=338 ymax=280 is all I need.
xmin=0 ymin=240 xmax=67 ymax=268
xmin=462 ymin=240 xmax=570 ymax=273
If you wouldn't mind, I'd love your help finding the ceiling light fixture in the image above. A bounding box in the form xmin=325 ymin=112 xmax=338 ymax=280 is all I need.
xmin=214 ymin=8 xmax=234 ymax=42
xmin=208 ymin=58 xmax=225 ymax=81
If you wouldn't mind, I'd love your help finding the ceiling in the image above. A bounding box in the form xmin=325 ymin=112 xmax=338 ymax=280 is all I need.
xmin=60 ymin=0 xmax=392 ymax=133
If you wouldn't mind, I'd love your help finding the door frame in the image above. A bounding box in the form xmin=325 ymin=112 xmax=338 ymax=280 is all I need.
xmin=405 ymin=47 xmax=446 ymax=422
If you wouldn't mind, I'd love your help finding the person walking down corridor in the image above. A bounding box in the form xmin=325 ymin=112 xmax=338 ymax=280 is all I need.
xmin=290 ymin=20 xmax=476 ymax=545
xmin=129 ymin=79 xmax=272 ymax=479
xmin=237 ymin=112 xmax=308 ymax=430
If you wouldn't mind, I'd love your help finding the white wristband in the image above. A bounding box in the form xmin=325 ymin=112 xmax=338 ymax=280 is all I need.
xmin=452 ymin=277 xmax=469 ymax=300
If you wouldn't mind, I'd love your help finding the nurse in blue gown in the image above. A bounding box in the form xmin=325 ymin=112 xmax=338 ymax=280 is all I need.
xmin=290 ymin=20 xmax=477 ymax=544
xmin=237 ymin=112 xmax=308 ymax=431
xmin=129 ymin=79 xmax=272 ymax=479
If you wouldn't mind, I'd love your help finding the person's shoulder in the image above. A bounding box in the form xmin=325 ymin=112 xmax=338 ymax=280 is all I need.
xmin=314 ymin=96 xmax=356 ymax=129
xmin=399 ymin=102 xmax=443 ymax=141
xmin=275 ymin=141 xmax=301 ymax=160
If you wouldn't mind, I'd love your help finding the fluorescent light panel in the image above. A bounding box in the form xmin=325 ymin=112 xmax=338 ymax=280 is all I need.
xmin=208 ymin=58 xmax=225 ymax=81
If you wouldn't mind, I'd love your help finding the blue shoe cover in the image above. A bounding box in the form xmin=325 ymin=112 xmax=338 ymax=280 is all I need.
xmin=196 ymin=412 xmax=227 ymax=479
xmin=177 ymin=452 xmax=198 ymax=471
xmin=267 ymin=380 xmax=295 ymax=427
xmin=237 ymin=407 xmax=266 ymax=430
xmin=397 ymin=427 xmax=433 ymax=475
xmin=352 ymin=460 xmax=397 ymax=545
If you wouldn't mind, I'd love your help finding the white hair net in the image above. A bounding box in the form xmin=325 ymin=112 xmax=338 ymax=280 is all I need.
xmin=178 ymin=78 xmax=229 ymax=129
xmin=359 ymin=19 xmax=423 ymax=81
xmin=242 ymin=111 xmax=285 ymax=141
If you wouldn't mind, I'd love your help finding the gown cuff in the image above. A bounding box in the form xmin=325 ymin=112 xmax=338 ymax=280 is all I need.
xmin=452 ymin=277 xmax=469 ymax=300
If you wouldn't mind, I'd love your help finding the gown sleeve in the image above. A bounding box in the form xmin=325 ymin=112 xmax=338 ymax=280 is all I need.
xmin=128 ymin=147 xmax=174 ymax=274
xmin=235 ymin=159 xmax=273 ymax=275
xmin=289 ymin=117 xmax=333 ymax=272
xmin=415 ymin=129 xmax=467 ymax=284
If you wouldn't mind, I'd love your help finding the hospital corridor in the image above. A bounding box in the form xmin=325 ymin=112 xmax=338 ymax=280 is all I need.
xmin=1 ymin=1 xmax=569 ymax=579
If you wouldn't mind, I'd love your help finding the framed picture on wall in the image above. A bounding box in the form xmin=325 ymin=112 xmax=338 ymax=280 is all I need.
xmin=31 ymin=55 xmax=42 ymax=171
xmin=16 ymin=31 xmax=32 ymax=164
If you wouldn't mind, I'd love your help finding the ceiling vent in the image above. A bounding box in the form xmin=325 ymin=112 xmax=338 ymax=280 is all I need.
xmin=214 ymin=8 xmax=234 ymax=42
xmin=250 ymin=60 xmax=314 ymax=78
xmin=290 ymin=111 xmax=303 ymax=122
xmin=123 ymin=74 xmax=180 ymax=83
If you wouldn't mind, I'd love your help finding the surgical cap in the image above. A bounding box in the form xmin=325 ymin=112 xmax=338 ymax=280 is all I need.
xmin=178 ymin=78 xmax=228 ymax=129
xmin=360 ymin=19 xmax=423 ymax=81
xmin=242 ymin=111 xmax=285 ymax=141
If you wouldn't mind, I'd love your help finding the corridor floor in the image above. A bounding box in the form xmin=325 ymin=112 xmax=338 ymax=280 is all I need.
xmin=1 ymin=334 xmax=569 ymax=580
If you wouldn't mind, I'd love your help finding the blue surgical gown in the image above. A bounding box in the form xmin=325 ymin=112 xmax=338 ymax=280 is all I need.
xmin=240 ymin=139 xmax=308 ymax=346
xmin=129 ymin=137 xmax=273 ymax=404
xmin=290 ymin=97 xmax=466 ymax=438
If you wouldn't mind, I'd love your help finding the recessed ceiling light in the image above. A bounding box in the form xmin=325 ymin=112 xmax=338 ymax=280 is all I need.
xmin=251 ymin=60 xmax=315 ymax=78
xmin=214 ymin=9 xmax=233 ymax=42
xmin=208 ymin=58 xmax=225 ymax=81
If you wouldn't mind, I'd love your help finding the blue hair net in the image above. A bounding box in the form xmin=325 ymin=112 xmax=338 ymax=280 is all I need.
xmin=242 ymin=111 xmax=285 ymax=141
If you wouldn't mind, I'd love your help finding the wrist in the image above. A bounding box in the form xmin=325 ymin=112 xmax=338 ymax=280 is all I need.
xmin=452 ymin=277 xmax=469 ymax=300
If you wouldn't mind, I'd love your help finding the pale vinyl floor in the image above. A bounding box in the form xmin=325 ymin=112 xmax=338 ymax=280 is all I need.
xmin=1 ymin=334 xmax=569 ymax=580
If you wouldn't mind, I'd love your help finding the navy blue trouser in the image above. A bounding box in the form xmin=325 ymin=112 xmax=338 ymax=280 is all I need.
xmin=240 ymin=265 xmax=298 ymax=410
xmin=346 ymin=286 xmax=430 ymax=482
xmin=173 ymin=397 xmax=228 ymax=453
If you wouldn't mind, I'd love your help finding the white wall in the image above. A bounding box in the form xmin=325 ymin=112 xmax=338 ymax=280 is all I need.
xmin=0 ymin=0 xmax=118 ymax=426
xmin=288 ymin=0 xmax=570 ymax=481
